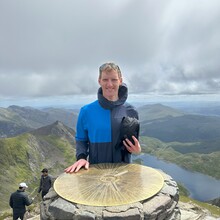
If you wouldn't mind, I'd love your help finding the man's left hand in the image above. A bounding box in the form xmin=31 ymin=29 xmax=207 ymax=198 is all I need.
xmin=123 ymin=136 xmax=141 ymax=154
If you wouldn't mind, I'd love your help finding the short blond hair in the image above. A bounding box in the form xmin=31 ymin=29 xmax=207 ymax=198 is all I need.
xmin=99 ymin=62 xmax=122 ymax=79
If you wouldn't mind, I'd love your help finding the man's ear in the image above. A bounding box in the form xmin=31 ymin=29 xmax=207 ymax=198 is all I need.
xmin=98 ymin=78 xmax=101 ymax=85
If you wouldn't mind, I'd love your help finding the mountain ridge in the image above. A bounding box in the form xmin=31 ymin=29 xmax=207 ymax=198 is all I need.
xmin=138 ymin=104 xmax=220 ymax=143
xmin=0 ymin=105 xmax=78 ymax=138
xmin=0 ymin=104 xmax=220 ymax=218
xmin=0 ymin=121 xmax=76 ymax=211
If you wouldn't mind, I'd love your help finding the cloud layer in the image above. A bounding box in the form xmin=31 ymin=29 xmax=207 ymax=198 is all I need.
xmin=0 ymin=0 xmax=220 ymax=103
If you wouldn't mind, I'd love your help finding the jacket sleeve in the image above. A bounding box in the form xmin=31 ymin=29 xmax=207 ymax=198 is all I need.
xmin=49 ymin=175 xmax=53 ymax=187
xmin=9 ymin=194 xmax=13 ymax=208
xmin=76 ymin=140 xmax=89 ymax=160
xmin=75 ymin=107 xmax=89 ymax=160
xmin=38 ymin=176 xmax=42 ymax=193
xmin=24 ymin=194 xmax=33 ymax=206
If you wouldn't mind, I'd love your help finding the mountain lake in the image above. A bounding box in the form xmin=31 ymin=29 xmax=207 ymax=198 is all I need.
xmin=133 ymin=154 xmax=220 ymax=201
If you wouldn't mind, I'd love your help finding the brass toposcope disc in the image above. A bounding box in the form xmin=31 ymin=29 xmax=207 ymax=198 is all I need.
xmin=54 ymin=163 xmax=164 ymax=206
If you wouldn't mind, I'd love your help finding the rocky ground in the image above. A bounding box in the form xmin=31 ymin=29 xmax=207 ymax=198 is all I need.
xmin=178 ymin=201 xmax=220 ymax=220
xmin=5 ymin=201 xmax=217 ymax=220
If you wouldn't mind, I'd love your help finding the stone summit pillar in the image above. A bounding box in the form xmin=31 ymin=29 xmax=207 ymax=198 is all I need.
xmin=40 ymin=167 xmax=180 ymax=220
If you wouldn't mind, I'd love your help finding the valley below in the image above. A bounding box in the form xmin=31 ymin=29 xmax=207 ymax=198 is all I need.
xmin=0 ymin=103 xmax=220 ymax=219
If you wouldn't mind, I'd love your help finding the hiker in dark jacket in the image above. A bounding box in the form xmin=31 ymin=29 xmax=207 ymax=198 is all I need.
xmin=65 ymin=62 xmax=141 ymax=173
xmin=38 ymin=168 xmax=52 ymax=199
xmin=9 ymin=182 xmax=33 ymax=220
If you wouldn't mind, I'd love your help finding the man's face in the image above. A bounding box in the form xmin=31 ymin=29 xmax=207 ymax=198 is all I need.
xmin=42 ymin=171 xmax=48 ymax=176
xmin=98 ymin=69 xmax=122 ymax=101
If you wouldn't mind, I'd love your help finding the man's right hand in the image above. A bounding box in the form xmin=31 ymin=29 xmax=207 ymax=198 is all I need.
xmin=64 ymin=159 xmax=89 ymax=173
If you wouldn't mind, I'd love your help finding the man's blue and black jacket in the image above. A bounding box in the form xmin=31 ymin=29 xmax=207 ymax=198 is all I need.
xmin=76 ymin=83 xmax=139 ymax=164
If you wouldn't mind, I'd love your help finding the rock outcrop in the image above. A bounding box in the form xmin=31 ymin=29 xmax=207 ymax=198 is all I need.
xmin=40 ymin=171 xmax=181 ymax=220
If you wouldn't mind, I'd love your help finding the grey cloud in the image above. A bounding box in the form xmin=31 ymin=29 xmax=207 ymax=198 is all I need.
xmin=0 ymin=0 xmax=220 ymax=101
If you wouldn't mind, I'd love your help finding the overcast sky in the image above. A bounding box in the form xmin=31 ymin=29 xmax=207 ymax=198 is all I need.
xmin=0 ymin=0 xmax=220 ymax=107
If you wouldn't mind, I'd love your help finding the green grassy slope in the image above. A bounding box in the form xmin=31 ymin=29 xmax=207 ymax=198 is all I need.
xmin=0 ymin=123 xmax=76 ymax=211
xmin=140 ymin=136 xmax=220 ymax=179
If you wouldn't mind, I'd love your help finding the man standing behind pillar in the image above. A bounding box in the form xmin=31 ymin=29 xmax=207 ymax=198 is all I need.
xmin=38 ymin=168 xmax=52 ymax=199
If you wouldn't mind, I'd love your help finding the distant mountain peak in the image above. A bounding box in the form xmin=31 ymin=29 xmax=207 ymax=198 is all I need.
xmin=30 ymin=120 xmax=75 ymax=141
xmin=0 ymin=106 xmax=78 ymax=138
xmin=138 ymin=103 xmax=184 ymax=121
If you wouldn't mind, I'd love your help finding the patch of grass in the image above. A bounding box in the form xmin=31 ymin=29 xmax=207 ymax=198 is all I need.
xmin=177 ymin=182 xmax=189 ymax=197
xmin=0 ymin=211 xmax=12 ymax=220
xmin=40 ymin=135 xmax=76 ymax=164
xmin=0 ymin=132 xmax=76 ymax=211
